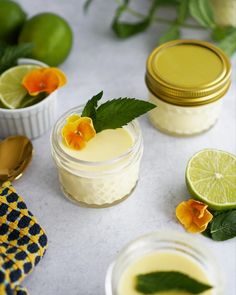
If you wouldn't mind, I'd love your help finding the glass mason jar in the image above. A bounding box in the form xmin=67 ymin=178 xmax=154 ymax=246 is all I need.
xmin=146 ymin=40 xmax=231 ymax=136
xmin=51 ymin=106 xmax=143 ymax=208
xmin=105 ymin=232 xmax=222 ymax=295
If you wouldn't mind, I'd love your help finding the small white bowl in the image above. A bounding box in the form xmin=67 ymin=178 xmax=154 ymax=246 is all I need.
xmin=0 ymin=58 xmax=57 ymax=139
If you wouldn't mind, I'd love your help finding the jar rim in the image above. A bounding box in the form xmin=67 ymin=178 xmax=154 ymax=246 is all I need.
xmin=106 ymin=231 xmax=222 ymax=295
xmin=51 ymin=105 xmax=143 ymax=168
xmin=146 ymin=39 xmax=231 ymax=107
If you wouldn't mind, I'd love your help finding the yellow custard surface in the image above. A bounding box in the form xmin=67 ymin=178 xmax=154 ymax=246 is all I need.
xmin=118 ymin=251 xmax=213 ymax=295
xmin=60 ymin=127 xmax=133 ymax=162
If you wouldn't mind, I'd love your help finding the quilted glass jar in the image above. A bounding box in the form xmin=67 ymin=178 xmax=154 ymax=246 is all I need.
xmin=146 ymin=40 xmax=231 ymax=136
xmin=51 ymin=106 xmax=143 ymax=208
xmin=105 ymin=232 xmax=222 ymax=295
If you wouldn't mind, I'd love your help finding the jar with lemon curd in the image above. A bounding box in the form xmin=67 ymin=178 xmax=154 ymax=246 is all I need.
xmin=146 ymin=40 xmax=231 ymax=136
xmin=105 ymin=232 xmax=222 ymax=295
xmin=51 ymin=105 xmax=143 ymax=207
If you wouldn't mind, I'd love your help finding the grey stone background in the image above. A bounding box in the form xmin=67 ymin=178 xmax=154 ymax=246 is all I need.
xmin=13 ymin=1 xmax=236 ymax=294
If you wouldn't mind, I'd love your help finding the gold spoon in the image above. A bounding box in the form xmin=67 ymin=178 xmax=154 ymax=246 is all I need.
xmin=0 ymin=136 xmax=33 ymax=184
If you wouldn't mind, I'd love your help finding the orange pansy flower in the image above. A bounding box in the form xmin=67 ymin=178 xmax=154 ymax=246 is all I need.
xmin=22 ymin=67 xmax=67 ymax=96
xmin=61 ymin=114 xmax=96 ymax=150
xmin=176 ymin=199 xmax=213 ymax=233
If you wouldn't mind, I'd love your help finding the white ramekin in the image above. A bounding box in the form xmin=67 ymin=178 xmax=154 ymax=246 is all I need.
xmin=0 ymin=58 xmax=57 ymax=139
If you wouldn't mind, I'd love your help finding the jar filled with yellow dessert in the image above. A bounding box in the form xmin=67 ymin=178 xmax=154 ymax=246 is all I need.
xmin=105 ymin=232 xmax=222 ymax=295
xmin=51 ymin=92 xmax=155 ymax=207
xmin=146 ymin=40 xmax=231 ymax=136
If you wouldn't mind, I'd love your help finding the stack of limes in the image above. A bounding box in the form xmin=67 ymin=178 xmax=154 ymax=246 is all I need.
xmin=0 ymin=0 xmax=73 ymax=66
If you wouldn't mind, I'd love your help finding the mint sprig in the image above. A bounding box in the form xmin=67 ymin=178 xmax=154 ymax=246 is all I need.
xmin=85 ymin=0 xmax=236 ymax=57
xmin=0 ymin=42 xmax=33 ymax=74
xmin=81 ymin=91 xmax=156 ymax=133
xmin=203 ymin=210 xmax=236 ymax=241
xmin=136 ymin=271 xmax=212 ymax=294
xmin=81 ymin=91 xmax=103 ymax=118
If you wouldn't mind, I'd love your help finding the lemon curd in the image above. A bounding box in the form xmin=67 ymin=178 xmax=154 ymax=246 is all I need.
xmin=105 ymin=232 xmax=221 ymax=295
xmin=51 ymin=106 xmax=143 ymax=207
xmin=118 ymin=251 xmax=212 ymax=295
xmin=60 ymin=128 xmax=133 ymax=162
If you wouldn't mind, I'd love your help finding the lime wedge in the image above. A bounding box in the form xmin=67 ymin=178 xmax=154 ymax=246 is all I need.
xmin=186 ymin=149 xmax=236 ymax=210
xmin=0 ymin=65 xmax=40 ymax=109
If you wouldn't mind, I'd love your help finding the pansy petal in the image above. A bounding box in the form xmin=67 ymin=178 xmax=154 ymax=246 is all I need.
xmin=22 ymin=68 xmax=46 ymax=96
xmin=176 ymin=199 xmax=213 ymax=234
xmin=65 ymin=132 xmax=86 ymax=150
xmin=187 ymin=223 xmax=206 ymax=233
xmin=61 ymin=115 xmax=96 ymax=150
xmin=42 ymin=70 xmax=61 ymax=93
xmin=188 ymin=199 xmax=208 ymax=218
xmin=78 ymin=118 xmax=96 ymax=141
xmin=193 ymin=210 xmax=213 ymax=228
xmin=49 ymin=68 xmax=67 ymax=86
xmin=176 ymin=202 xmax=193 ymax=228
xmin=66 ymin=114 xmax=81 ymax=123
xmin=22 ymin=67 xmax=66 ymax=96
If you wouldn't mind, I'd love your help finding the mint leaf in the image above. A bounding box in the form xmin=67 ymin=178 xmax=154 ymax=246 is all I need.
xmin=209 ymin=210 xmax=236 ymax=241
xmin=158 ymin=24 xmax=180 ymax=45
xmin=0 ymin=43 xmax=33 ymax=74
xmin=94 ymin=98 xmax=156 ymax=132
xmin=112 ymin=0 xmax=158 ymax=38
xmin=212 ymin=26 xmax=235 ymax=42
xmin=189 ymin=0 xmax=215 ymax=29
xmin=136 ymin=271 xmax=212 ymax=294
xmin=177 ymin=0 xmax=189 ymax=24
xmin=112 ymin=19 xmax=151 ymax=38
xmin=217 ymin=29 xmax=236 ymax=57
xmin=81 ymin=91 xmax=103 ymax=121
xmin=19 ymin=93 xmax=48 ymax=108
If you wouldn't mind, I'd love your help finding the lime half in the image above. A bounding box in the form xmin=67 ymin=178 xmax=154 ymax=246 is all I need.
xmin=186 ymin=149 xmax=236 ymax=210
xmin=0 ymin=65 xmax=39 ymax=109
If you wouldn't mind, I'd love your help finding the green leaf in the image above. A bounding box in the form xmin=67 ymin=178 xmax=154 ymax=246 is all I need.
xmin=112 ymin=0 xmax=158 ymax=38
xmin=136 ymin=271 xmax=212 ymax=294
xmin=177 ymin=0 xmax=189 ymax=24
xmin=112 ymin=19 xmax=151 ymax=38
xmin=189 ymin=0 xmax=215 ymax=28
xmin=210 ymin=210 xmax=236 ymax=241
xmin=93 ymin=98 xmax=156 ymax=132
xmin=158 ymin=24 xmax=180 ymax=45
xmin=19 ymin=92 xmax=48 ymax=108
xmin=81 ymin=91 xmax=103 ymax=120
xmin=217 ymin=29 xmax=236 ymax=56
xmin=0 ymin=43 xmax=33 ymax=74
xmin=212 ymin=26 xmax=235 ymax=42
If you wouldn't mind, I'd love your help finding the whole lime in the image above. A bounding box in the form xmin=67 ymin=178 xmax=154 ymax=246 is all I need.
xmin=0 ymin=0 xmax=26 ymax=44
xmin=18 ymin=12 xmax=73 ymax=66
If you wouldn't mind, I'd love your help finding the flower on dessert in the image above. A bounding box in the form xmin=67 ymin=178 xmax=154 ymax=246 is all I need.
xmin=176 ymin=199 xmax=213 ymax=233
xmin=61 ymin=114 xmax=96 ymax=150
xmin=22 ymin=67 xmax=67 ymax=96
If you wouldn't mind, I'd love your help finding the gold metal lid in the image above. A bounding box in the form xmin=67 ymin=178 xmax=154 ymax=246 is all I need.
xmin=146 ymin=40 xmax=231 ymax=106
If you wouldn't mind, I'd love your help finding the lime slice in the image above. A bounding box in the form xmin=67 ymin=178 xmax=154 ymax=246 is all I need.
xmin=186 ymin=149 xmax=236 ymax=210
xmin=0 ymin=65 xmax=40 ymax=109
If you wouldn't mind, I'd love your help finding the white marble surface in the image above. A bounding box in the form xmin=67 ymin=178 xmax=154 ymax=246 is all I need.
xmin=12 ymin=1 xmax=236 ymax=294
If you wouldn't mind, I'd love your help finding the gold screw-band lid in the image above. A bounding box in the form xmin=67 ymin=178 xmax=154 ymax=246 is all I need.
xmin=146 ymin=40 xmax=231 ymax=106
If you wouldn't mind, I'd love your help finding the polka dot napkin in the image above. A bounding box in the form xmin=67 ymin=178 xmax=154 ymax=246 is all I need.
xmin=0 ymin=182 xmax=48 ymax=295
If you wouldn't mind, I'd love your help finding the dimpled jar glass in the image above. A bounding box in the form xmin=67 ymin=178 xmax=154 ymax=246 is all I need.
xmin=51 ymin=106 xmax=143 ymax=208
xmin=146 ymin=40 xmax=231 ymax=136
xmin=105 ymin=232 xmax=222 ymax=295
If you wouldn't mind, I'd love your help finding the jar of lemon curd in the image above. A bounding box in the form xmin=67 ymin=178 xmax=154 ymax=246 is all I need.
xmin=146 ymin=40 xmax=231 ymax=136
